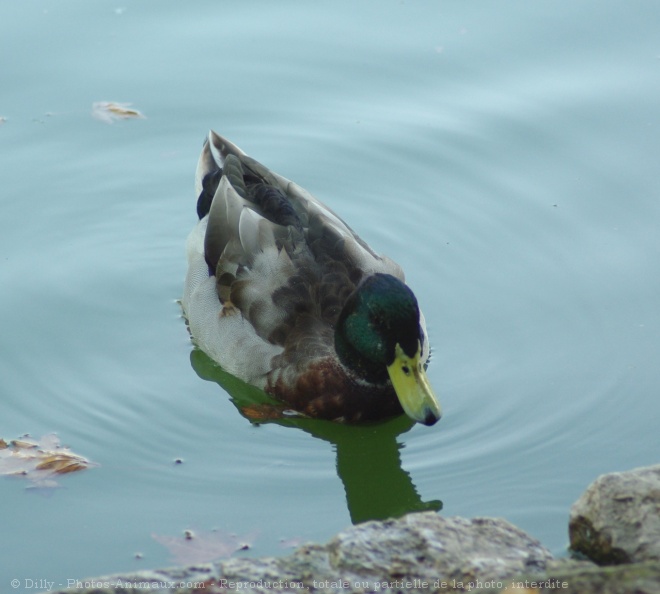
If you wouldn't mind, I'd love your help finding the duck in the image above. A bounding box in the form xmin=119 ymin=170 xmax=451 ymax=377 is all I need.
xmin=182 ymin=131 xmax=441 ymax=426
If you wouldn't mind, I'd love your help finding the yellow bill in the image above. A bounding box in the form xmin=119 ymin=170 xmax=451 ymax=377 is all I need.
xmin=387 ymin=343 xmax=441 ymax=426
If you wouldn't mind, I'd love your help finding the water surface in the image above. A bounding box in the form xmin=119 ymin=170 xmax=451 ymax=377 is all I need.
xmin=1 ymin=2 xmax=659 ymax=590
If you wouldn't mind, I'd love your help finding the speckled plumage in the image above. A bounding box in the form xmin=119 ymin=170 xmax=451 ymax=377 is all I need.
xmin=182 ymin=131 xmax=433 ymax=423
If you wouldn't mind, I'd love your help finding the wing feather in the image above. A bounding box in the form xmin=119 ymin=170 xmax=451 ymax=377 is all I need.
xmin=189 ymin=130 xmax=408 ymax=384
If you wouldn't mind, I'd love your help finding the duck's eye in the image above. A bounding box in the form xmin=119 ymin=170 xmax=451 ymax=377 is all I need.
xmin=402 ymin=365 xmax=411 ymax=375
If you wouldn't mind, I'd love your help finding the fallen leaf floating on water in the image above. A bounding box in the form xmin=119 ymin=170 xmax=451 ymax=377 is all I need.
xmin=92 ymin=101 xmax=145 ymax=124
xmin=0 ymin=434 xmax=96 ymax=489
xmin=152 ymin=528 xmax=256 ymax=565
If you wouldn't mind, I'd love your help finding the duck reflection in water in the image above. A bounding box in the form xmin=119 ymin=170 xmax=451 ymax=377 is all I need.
xmin=190 ymin=349 xmax=442 ymax=524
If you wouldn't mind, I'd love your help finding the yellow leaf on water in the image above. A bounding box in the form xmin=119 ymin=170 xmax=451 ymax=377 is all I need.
xmin=0 ymin=434 xmax=96 ymax=489
xmin=92 ymin=101 xmax=145 ymax=124
xmin=10 ymin=439 xmax=37 ymax=450
xmin=35 ymin=453 xmax=91 ymax=474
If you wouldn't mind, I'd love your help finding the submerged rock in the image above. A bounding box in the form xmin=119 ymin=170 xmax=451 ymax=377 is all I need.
xmin=569 ymin=464 xmax=660 ymax=564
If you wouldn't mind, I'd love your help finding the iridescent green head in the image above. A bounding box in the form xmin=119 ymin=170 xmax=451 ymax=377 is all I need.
xmin=335 ymin=273 xmax=441 ymax=426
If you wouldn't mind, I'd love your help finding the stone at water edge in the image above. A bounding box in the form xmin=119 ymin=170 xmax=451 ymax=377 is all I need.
xmin=569 ymin=464 xmax=660 ymax=564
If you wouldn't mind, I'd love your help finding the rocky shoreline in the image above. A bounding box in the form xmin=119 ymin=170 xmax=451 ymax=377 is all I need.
xmin=47 ymin=464 xmax=660 ymax=594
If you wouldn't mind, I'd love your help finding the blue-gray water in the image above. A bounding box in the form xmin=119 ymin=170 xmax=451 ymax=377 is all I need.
xmin=1 ymin=2 xmax=659 ymax=591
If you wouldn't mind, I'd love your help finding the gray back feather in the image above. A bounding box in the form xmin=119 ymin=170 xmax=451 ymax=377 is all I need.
xmin=197 ymin=131 xmax=404 ymax=363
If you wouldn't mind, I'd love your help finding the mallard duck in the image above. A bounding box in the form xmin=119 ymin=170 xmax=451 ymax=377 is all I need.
xmin=182 ymin=131 xmax=441 ymax=426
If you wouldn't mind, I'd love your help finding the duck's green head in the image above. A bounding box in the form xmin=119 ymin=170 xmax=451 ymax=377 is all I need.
xmin=335 ymin=273 xmax=441 ymax=426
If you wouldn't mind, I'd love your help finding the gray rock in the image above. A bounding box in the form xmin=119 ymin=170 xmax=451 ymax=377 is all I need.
xmin=49 ymin=512 xmax=554 ymax=594
xmin=479 ymin=560 xmax=660 ymax=594
xmin=327 ymin=514 xmax=553 ymax=584
xmin=569 ymin=464 xmax=660 ymax=564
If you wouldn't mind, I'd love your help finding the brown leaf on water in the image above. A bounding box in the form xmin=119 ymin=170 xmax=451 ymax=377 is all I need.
xmin=0 ymin=434 xmax=96 ymax=489
xmin=92 ymin=101 xmax=145 ymax=124
xmin=152 ymin=528 xmax=256 ymax=565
